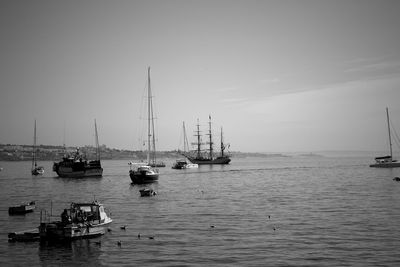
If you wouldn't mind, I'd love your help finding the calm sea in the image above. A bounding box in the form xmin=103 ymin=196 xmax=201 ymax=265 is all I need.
xmin=0 ymin=155 xmax=399 ymax=266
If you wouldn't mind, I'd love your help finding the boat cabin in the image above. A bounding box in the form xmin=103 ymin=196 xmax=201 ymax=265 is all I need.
xmin=374 ymin=155 xmax=397 ymax=164
xmin=62 ymin=202 xmax=110 ymax=225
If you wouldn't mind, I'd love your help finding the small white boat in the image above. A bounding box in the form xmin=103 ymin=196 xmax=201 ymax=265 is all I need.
xmin=172 ymin=159 xmax=198 ymax=169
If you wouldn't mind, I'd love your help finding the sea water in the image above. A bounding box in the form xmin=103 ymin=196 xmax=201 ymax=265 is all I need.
xmin=0 ymin=155 xmax=400 ymax=266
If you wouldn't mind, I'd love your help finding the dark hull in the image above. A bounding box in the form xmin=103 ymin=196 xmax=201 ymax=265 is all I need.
xmin=130 ymin=172 xmax=159 ymax=184
xmin=53 ymin=161 xmax=103 ymax=178
xmin=9 ymin=202 xmax=36 ymax=215
xmin=370 ymin=162 xmax=400 ymax=168
xmin=187 ymin=156 xmax=231 ymax=165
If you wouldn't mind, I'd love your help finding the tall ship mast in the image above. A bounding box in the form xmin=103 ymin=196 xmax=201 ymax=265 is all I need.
xmin=183 ymin=116 xmax=231 ymax=165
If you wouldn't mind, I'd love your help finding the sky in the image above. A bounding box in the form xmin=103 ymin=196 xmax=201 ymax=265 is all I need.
xmin=1 ymin=0 xmax=400 ymax=153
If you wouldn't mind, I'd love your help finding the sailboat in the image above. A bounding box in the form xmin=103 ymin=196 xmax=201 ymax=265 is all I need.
xmin=31 ymin=120 xmax=44 ymax=175
xmin=52 ymin=120 xmax=103 ymax=177
xmin=129 ymin=67 xmax=160 ymax=184
xmin=172 ymin=122 xmax=198 ymax=169
xmin=370 ymin=107 xmax=400 ymax=168
xmin=182 ymin=116 xmax=231 ymax=165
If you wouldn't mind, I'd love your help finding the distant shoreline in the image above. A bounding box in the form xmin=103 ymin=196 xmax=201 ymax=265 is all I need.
xmin=0 ymin=143 xmax=383 ymax=161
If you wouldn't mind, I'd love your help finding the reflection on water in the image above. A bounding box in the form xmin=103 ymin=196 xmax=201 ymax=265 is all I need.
xmin=38 ymin=239 xmax=104 ymax=266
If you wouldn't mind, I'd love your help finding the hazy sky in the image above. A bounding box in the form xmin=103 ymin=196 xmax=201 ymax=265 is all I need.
xmin=1 ymin=0 xmax=400 ymax=153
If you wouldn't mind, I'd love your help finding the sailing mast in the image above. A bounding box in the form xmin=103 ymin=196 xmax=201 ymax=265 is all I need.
xmin=194 ymin=119 xmax=202 ymax=159
xmin=386 ymin=107 xmax=393 ymax=160
xmin=183 ymin=121 xmax=189 ymax=153
xmin=146 ymin=67 xmax=157 ymax=166
xmin=220 ymin=127 xmax=224 ymax=157
xmin=206 ymin=115 xmax=213 ymax=160
xmin=94 ymin=119 xmax=100 ymax=161
xmin=32 ymin=119 xmax=37 ymax=170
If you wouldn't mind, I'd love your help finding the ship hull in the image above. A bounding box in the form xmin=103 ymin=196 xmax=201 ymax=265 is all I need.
xmin=129 ymin=172 xmax=159 ymax=184
xmin=187 ymin=156 xmax=231 ymax=165
xmin=53 ymin=161 xmax=103 ymax=178
xmin=369 ymin=162 xmax=400 ymax=168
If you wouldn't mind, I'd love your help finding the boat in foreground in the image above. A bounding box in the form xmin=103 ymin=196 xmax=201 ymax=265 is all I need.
xmin=129 ymin=67 xmax=160 ymax=184
xmin=39 ymin=201 xmax=112 ymax=241
xmin=53 ymin=120 xmax=103 ymax=177
xmin=9 ymin=201 xmax=36 ymax=215
xmin=370 ymin=108 xmax=400 ymax=168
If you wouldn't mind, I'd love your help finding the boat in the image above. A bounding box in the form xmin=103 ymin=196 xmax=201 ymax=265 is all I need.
xmin=129 ymin=67 xmax=160 ymax=184
xmin=53 ymin=120 xmax=103 ymax=178
xmin=370 ymin=107 xmax=400 ymax=168
xmin=173 ymin=122 xmax=198 ymax=169
xmin=8 ymin=228 xmax=40 ymax=242
xmin=39 ymin=200 xmax=112 ymax=241
xmin=9 ymin=201 xmax=36 ymax=215
xmin=139 ymin=188 xmax=157 ymax=197
xmin=182 ymin=116 xmax=231 ymax=165
xmin=172 ymin=159 xmax=198 ymax=169
xmin=31 ymin=120 xmax=44 ymax=175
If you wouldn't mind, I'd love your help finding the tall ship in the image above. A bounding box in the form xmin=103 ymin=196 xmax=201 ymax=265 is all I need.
xmin=53 ymin=120 xmax=103 ymax=177
xmin=129 ymin=67 xmax=160 ymax=184
xmin=182 ymin=116 xmax=231 ymax=165
xmin=370 ymin=107 xmax=400 ymax=168
xmin=31 ymin=119 xmax=45 ymax=175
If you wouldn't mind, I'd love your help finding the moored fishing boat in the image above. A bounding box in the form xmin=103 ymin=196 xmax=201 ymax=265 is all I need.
xmin=129 ymin=67 xmax=160 ymax=184
xmin=39 ymin=201 xmax=112 ymax=241
xmin=53 ymin=120 xmax=103 ymax=177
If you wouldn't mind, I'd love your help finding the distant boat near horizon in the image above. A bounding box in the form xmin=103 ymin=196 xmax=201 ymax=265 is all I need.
xmin=129 ymin=67 xmax=160 ymax=184
xmin=31 ymin=120 xmax=44 ymax=176
xmin=182 ymin=116 xmax=231 ymax=165
xmin=172 ymin=122 xmax=198 ymax=169
xmin=53 ymin=120 xmax=103 ymax=177
xmin=370 ymin=107 xmax=400 ymax=168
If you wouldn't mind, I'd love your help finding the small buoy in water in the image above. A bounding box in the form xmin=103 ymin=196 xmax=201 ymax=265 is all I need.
xmin=393 ymin=177 xmax=400 ymax=181
xmin=120 ymin=225 xmax=126 ymax=230
xmin=138 ymin=233 xmax=141 ymax=239
xmin=107 ymin=228 xmax=112 ymax=232
xmin=148 ymin=236 xmax=155 ymax=240
xmin=268 ymin=215 xmax=270 ymax=219
xmin=210 ymin=225 xmax=215 ymax=228
xmin=117 ymin=240 xmax=122 ymax=246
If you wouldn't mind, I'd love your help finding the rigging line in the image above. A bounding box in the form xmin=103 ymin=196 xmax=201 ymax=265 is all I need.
xmin=389 ymin=117 xmax=400 ymax=150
